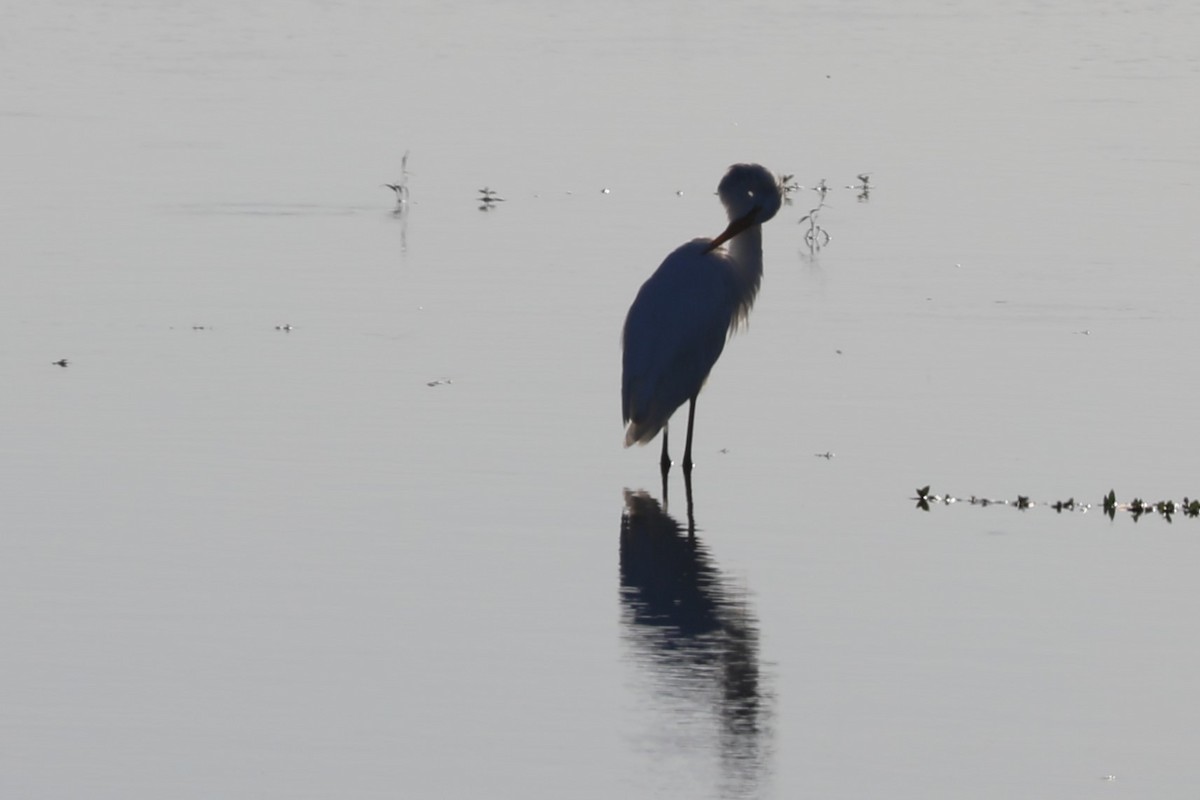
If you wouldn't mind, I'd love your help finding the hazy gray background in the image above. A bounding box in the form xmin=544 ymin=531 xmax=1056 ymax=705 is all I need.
xmin=3 ymin=1 xmax=1200 ymax=798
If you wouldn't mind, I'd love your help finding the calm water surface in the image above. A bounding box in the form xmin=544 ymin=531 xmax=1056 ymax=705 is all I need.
xmin=3 ymin=1 xmax=1200 ymax=798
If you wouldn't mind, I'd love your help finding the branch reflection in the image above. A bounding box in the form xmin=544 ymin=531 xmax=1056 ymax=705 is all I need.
xmin=619 ymin=489 xmax=773 ymax=798
xmin=390 ymin=200 xmax=408 ymax=255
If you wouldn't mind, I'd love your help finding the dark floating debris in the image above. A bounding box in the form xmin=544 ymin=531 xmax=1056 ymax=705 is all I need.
xmin=426 ymin=378 xmax=452 ymax=388
xmin=915 ymin=486 xmax=1200 ymax=523
xmin=814 ymin=451 xmax=835 ymax=460
xmin=52 ymin=358 xmax=69 ymax=367
xmin=274 ymin=324 xmax=293 ymax=332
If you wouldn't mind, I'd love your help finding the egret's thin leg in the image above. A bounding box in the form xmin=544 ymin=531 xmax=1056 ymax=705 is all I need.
xmin=682 ymin=396 xmax=697 ymax=474
xmin=659 ymin=425 xmax=671 ymax=476
xmin=660 ymin=426 xmax=671 ymax=510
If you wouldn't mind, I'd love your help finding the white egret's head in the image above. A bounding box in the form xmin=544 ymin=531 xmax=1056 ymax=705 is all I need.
xmin=717 ymin=163 xmax=783 ymax=226
xmin=705 ymin=163 xmax=783 ymax=252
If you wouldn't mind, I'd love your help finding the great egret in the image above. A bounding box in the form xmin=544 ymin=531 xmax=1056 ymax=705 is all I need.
xmin=621 ymin=163 xmax=784 ymax=477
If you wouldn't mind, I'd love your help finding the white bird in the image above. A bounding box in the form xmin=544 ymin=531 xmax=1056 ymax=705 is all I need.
xmin=622 ymin=163 xmax=783 ymax=477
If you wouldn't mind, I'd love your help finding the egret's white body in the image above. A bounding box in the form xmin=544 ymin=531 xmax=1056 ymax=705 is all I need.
xmin=622 ymin=163 xmax=783 ymax=475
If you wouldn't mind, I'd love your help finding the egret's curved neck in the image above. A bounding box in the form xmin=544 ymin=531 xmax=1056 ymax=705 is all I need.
xmin=728 ymin=225 xmax=764 ymax=291
xmin=724 ymin=224 xmax=764 ymax=327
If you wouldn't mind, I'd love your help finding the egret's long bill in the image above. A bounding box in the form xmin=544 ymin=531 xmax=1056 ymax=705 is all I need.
xmin=705 ymin=205 xmax=761 ymax=253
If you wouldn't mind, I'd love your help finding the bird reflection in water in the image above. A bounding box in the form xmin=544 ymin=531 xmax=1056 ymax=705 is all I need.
xmin=619 ymin=489 xmax=773 ymax=798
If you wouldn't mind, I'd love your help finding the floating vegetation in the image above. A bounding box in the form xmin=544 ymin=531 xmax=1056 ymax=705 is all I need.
xmin=781 ymin=170 xmax=875 ymax=246
xmin=798 ymin=200 xmax=831 ymax=251
xmin=383 ymin=182 xmax=408 ymax=204
xmin=274 ymin=324 xmax=293 ymax=332
xmin=778 ymin=173 xmax=800 ymax=203
xmin=783 ymin=173 xmax=869 ymax=253
xmin=426 ymin=377 xmax=453 ymax=388
xmin=849 ymin=172 xmax=871 ymax=202
xmin=477 ymin=186 xmax=505 ymax=211
xmin=913 ymin=485 xmax=1200 ymax=523
xmin=52 ymin=358 xmax=68 ymax=367
xmin=383 ymin=150 xmax=411 ymax=205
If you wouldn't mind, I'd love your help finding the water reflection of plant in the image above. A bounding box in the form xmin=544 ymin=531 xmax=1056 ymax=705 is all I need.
xmin=913 ymin=485 xmax=1200 ymax=522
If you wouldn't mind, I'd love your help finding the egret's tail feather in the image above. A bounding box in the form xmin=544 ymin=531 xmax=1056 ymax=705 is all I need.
xmin=624 ymin=419 xmax=663 ymax=448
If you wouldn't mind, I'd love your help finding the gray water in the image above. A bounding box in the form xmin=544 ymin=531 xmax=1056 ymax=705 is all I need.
xmin=4 ymin=1 xmax=1200 ymax=797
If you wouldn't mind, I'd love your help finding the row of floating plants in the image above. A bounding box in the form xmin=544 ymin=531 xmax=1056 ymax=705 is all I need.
xmin=913 ymin=486 xmax=1200 ymax=522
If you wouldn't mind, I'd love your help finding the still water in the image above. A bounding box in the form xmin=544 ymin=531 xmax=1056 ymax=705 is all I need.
xmin=3 ymin=1 xmax=1200 ymax=797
